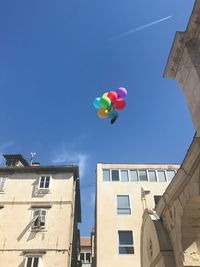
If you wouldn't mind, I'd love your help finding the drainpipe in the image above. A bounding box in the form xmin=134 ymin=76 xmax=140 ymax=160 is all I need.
xmin=68 ymin=177 xmax=78 ymax=267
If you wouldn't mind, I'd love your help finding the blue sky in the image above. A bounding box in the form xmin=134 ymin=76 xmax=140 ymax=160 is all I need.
xmin=0 ymin=0 xmax=195 ymax=235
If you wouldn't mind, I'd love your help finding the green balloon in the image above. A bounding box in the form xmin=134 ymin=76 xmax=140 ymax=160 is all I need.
xmin=100 ymin=96 xmax=111 ymax=109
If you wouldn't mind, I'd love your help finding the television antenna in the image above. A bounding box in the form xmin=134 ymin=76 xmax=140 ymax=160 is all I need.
xmin=30 ymin=152 xmax=36 ymax=165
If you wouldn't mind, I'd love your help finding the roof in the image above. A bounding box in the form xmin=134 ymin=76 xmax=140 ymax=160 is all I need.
xmin=0 ymin=164 xmax=79 ymax=177
xmin=3 ymin=154 xmax=29 ymax=166
xmin=80 ymin=237 xmax=91 ymax=247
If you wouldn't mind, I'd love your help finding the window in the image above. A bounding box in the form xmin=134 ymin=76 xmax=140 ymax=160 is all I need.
xmin=130 ymin=170 xmax=138 ymax=181
xmin=120 ymin=170 xmax=129 ymax=182
xmin=166 ymin=170 xmax=176 ymax=181
xmin=157 ymin=171 xmax=166 ymax=182
xmin=139 ymin=170 xmax=148 ymax=181
xmin=86 ymin=253 xmax=91 ymax=263
xmin=148 ymin=170 xmax=157 ymax=182
xmin=102 ymin=168 xmax=178 ymax=183
xmin=32 ymin=209 xmax=47 ymax=229
xmin=111 ymin=170 xmax=119 ymax=181
xmin=80 ymin=252 xmax=91 ymax=263
xmin=154 ymin=195 xmax=162 ymax=207
xmin=117 ymin=195 xmax=131 ymax=214
xmin=0 ymin=177 xmax=6 ymax=192
xmin=7 ymin=159 xmax=17 ymax=167
xmin=39 ymin=176 xmax=50 ymax=189
xmin=118 ymin=231 xmax=134 ymax=254
xmin=80 ymin=253 xmax=84 ymax=262
xmin=25 ymin=256 xmax=41 ymax=267
xmin=102 ymin=169 xmax=110 ymax=181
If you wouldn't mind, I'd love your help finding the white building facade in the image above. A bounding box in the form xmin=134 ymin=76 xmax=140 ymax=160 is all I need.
xmin=95 ymin=163 xmax=179 ymax=267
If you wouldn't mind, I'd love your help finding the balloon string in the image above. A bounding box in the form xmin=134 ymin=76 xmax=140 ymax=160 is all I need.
xmin=109 ymin=103 xmax=115 ymax=112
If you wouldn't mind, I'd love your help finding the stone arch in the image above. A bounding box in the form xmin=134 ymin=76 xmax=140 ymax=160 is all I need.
xmin=181 ymin=196 xmax=200 ymax=266
xmin=141 ymin=211 xmax=176 ymax=267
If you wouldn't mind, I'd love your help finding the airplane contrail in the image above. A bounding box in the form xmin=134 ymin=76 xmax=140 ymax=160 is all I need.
xmin=109 ymin=15 xmax=173 ymax=41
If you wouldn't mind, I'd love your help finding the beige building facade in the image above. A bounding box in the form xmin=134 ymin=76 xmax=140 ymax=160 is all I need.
xmin=95 ymin=163 xmax=179 ymax=267
xmin=141 ymin=1 xmax=200 ymax=267
xmin=0 ymin=154 xmax=81 ymax=267
xmin=141 ymin=136 xmax=200 ymax=267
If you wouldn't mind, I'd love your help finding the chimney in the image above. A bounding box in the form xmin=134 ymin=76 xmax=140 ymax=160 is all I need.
xmin=3 ymin=154 xmax=29 ymax=167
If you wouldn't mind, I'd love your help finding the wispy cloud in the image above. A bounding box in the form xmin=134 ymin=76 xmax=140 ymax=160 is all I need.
xmin=109 ymin=15 xmax=173 ymax=41
xmin=52 ymin=150 xmax=89 ymax=178
xmin=0 ymin=141 xmax=14 ymax=151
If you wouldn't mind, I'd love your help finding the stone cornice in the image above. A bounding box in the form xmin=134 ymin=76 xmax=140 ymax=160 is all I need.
xmin=164 ymin=32 xmax=185 ymax=78
xmin=0 ymin=165 xmax=79 ymax=178
xmin=0 ymin=201 xmax=72 ymax=205
xmin=0 ymin=248 xmax=69 ymax=252
xmin=164 ymin=0 xmax=200 ymax=78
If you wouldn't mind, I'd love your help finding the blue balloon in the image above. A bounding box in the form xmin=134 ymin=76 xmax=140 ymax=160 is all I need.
xmin=108 ymin=110 xmax=118 ymax=119
xmin=93 ymin=97 xmax=101 ymax=109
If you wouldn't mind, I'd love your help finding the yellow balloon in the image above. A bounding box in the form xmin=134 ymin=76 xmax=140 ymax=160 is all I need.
xmin=98 ymin=108 xmax=108 ymax=119
xmin=102 ymin=92 xmax=108 ymax=97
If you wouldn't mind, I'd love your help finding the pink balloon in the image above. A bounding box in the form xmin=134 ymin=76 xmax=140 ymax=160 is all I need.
xmin=116 ymin=87 xmax=127 ymax=98
xmin=114 ymin=98 xmax=126 ymax=110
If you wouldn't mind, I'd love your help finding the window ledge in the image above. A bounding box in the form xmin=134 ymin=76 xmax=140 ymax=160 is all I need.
xmin=23 ymin=249 xmax=46 ymax=255
xmin=35 ymin=191 xmax=52 ymax=196
xmin=117 ymin=213 xmax=132 ymax=216
xmin=118 ymin=254 xmax=135 ymax=256
xmin=31 ymin=205 xmax=52 ymax=209
xmin=37 ymin=189 xmax=51 ymax=192
xmin=31 ymin=229 xmax=48 ymax=232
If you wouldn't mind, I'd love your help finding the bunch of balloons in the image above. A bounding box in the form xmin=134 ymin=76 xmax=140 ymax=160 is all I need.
xmin=93 ymin=87 xmax=127 ymax=124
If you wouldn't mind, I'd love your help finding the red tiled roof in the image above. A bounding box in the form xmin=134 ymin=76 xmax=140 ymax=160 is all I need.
xmin=80 ymin=237 xmax=91 ymax=247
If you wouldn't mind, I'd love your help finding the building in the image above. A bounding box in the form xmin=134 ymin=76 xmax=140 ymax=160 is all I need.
xmin=0 ymin=154 xmax=81 ymax=267
xmin=95 ymin=163 xmax=180 ymax=267
xmin=140 ymin=1 xmax=200 ymax=266
xmin=79 ymin=237 xmax=92 ymax=266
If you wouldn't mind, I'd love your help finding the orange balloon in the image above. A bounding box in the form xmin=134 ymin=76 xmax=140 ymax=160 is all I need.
xmin=98 ymin=108 xmax=108 ymax=119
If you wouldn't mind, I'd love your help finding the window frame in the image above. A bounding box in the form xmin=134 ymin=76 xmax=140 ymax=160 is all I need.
xmin=147 ymin=170 xmax=157 ymax=182
xmin=166 ymin=170 xmax=176 ymax=182
xmin=129 ymin=169 xmax=138 ymax=182
xmin=7 ymin=159 xmax=17 ymax=167
xmin=156 ymin=170 xmax=167 ymax=182
xmin=120 ymin=170 xmax=129 ymax=182
xmin=80 ymin=252 xmax=92 ymax=264
xmin=117 ymin=195 xmax=131 ymax=215
xmin=118 ymin=230 xmax=134 ymax=255
xmin=38 ymin=175 xmax=51 ymax=189
xmin=102 ymin=168 xmax=178 ymax=183
xmin=111 ymin=169 xmax=120 ymax=181
xmin=102 ymin=169 xmax=110 ymax=181
xmin=85 ymin=252 xmax=92 ymax=263
xmin=32 ymin=208 xmax=47 ymax=230
xmin=25 ymin=255 xmax=42 ymax=267
xmin=80 ymin=252 xmax=85 ymax=263
xmin=138 ymin=170 xmax=148 ymax=181
xmin=0 ymin=177 xmax=6 ymax=192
